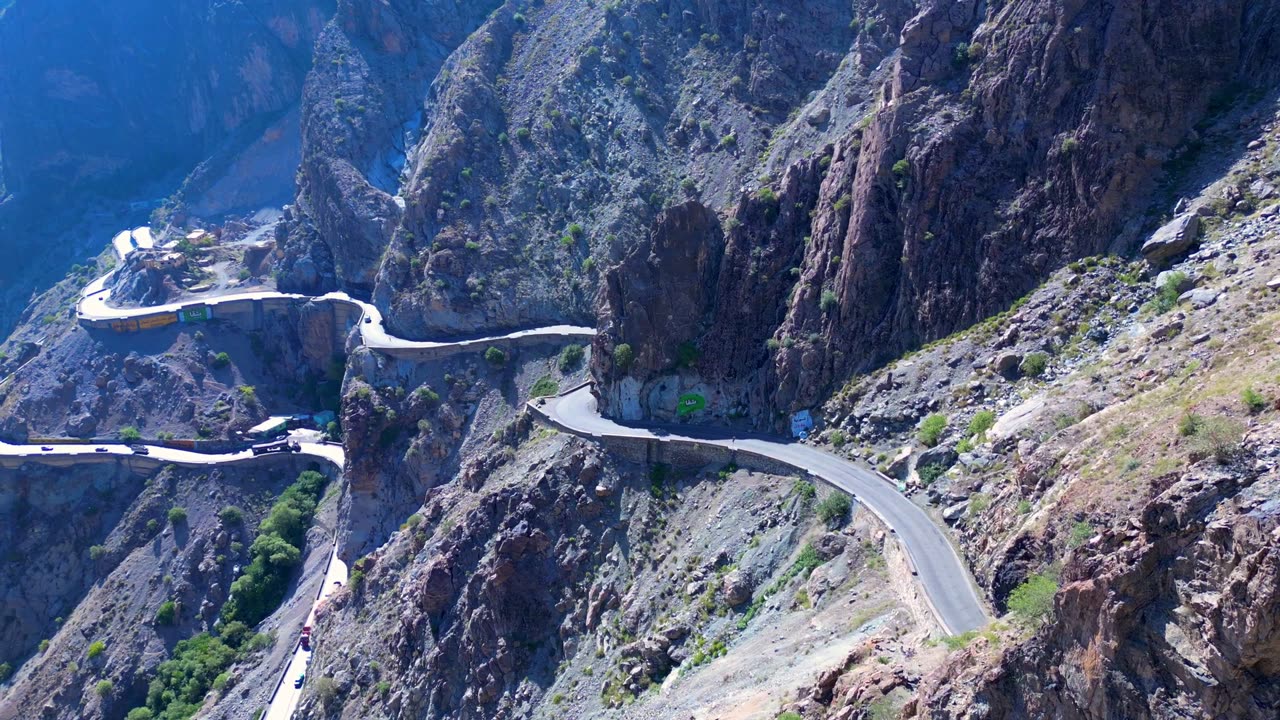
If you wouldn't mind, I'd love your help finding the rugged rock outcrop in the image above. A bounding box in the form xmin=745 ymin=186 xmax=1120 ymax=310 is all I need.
xmin=592 ymin=0 xmax=1280 ymax=428
xmin=914 ymin=464 xmax=1280 ymax=720
xmin=276 ymin=0 xmax=505 ymax=295
xmin=0 ymin=460 xmax=327 ymax=720
xmin=279 ymin=0 xmax=866 ymax=334
xmin=107 ymin=249 xmax=189 ymax=307
xmin=774 ymin=0 xmax=1280 ymax=409
xmin=593 ymin=154 xmax=826 ymax=422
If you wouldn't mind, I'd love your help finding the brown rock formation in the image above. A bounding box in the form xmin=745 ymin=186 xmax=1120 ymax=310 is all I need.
xmin=914 ymin=466 xmax=1280 ymax=719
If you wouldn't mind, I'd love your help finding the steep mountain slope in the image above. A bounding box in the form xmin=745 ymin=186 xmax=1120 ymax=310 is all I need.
xmin=594 ymin=0 xmax=1280 ymax=427
xmin=0 ymin=459 xmax=337 ymax=720
xmin=0 ymin=0 xmax=330 ymax=202
xmin=4 ymin=1 xmax=1280 ymax=720
xmin=0 ymin=0 xmax=332 ymax=337
xmin=277 ymin=0 xmax=880 ymax=325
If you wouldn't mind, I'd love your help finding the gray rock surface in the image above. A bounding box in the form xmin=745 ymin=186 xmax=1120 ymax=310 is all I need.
xmin=1142 ymin=214 xmax=1201 ymax=264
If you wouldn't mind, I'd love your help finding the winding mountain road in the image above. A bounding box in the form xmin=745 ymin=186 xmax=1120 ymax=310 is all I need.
xmin=79 ymin=229 xmax=594 ymax=353
xmin=2 ymin=225 xmax=990 ymax=718
xmin=535 ymin=386 xmax=989 ymax=635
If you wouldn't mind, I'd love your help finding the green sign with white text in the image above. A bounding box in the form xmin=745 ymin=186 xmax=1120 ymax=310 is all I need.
xmin=181 ymin=306 xmax=211 ymax=322
xmin=676 ymin=393 xmax=706 ymax=415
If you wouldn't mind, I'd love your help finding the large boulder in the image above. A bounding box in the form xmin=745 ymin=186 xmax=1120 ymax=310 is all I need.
xmin=1141 ymin=214 xmax=1200 ymax=264
xmin=720 ymin=570 xmax=753 ymax=607
xmin=916 ymin=444 xmax=958 ymax=472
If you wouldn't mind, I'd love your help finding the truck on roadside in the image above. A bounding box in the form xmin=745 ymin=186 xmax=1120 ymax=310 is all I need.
xmin=250 ymin=439 xmax=301 ymax=456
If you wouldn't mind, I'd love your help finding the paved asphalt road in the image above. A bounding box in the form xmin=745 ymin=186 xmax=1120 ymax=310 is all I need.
xmin=78 ymin=235 xmax=595 ymax=353
xmin=264 ymin=545 xmax=348 ymax=720
xmin=539 ymin=385 xmax=990 ymax=635
xmin=0 ymin=437 xmax=344 ymax=468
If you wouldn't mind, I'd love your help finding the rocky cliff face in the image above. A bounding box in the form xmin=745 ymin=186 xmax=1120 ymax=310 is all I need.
xmin=275 ymin=0 xmax=505 ymax=296
xmin=277 ymin=0 xmax=867 ymax=334
xmin=594 ymin=0 xmax=1280 ymax=427
xmin=914 ymin=464 xmax=1280 ymax=720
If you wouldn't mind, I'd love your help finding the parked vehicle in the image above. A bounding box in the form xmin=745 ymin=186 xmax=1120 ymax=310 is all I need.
xmin=294 ymin=673 xmax=305 ymax=689
xmin=40 ymin=446 xmax=53 ymax=451
xmin=301 ymin=624 xmax=313 ymax=650
xmin=130 ymin=445 xmax=150 ymax=455
xmin=94 ymin=447 xmax=109 ymax=453
xmin=250 ymin=439 xmax=301 ymax=456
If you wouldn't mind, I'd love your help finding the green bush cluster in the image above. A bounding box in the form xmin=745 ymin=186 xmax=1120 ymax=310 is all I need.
xmin=1177 ymin=412 xmax=1203 ymax=437
xmin=415 ymin=385 xmax=440 ymax=406
xmin=1187 ymin=416 xmax=1245 ymax=464
xmin=917 ymin=462 xmax=947 ymax=486
xmin=1020 ymin=352 xmax=1049 ymax=377
xmin=613 ymin=343 xmax=635 ymax=372
xmin=1152 ymin=271 xmax=1187 ymax=314
xmin=558 ymin=344 xmax=585 ymax=371
xmin=1007 ymin=572 xmax=1058 ymax=625
xmin=1242 ymin=386 xmax=1268 ymax=413
xmin=816 ymin=494 xmax=851 ymax=526
xmin=820 ymin=289 xmax=838 ymax=313
xmin=530 ymin=376 xmax=559 ymax=398
xmin=967 ymin=410 xmax=996 ymax=439
xmin=131 ymin=625 xmax=267 ymax=720
xmin=917 ymin=414 xmax=948 ymax=447
xmin=120 ymin=426 xmax=142 ymax=441
xmin=220 ymin=471 xmax=327 ymax=628
xmin=1067 ymin=521 xmax=1094 ymax=548
xmin=791 ymin=478 xmax=816 ymax=502
xmin=154 ymin=601 xmax=177 ymax=626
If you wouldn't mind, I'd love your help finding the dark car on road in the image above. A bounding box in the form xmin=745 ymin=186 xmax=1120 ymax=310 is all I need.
xmin=294 ymin=673 xmax=305 ymax=689
xmin=94 ymin=447 xmax=109 ymax=453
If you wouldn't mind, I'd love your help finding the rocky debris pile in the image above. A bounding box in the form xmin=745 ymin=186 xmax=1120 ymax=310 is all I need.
xmin=107 ymin=249 xmax=190 ymax=307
